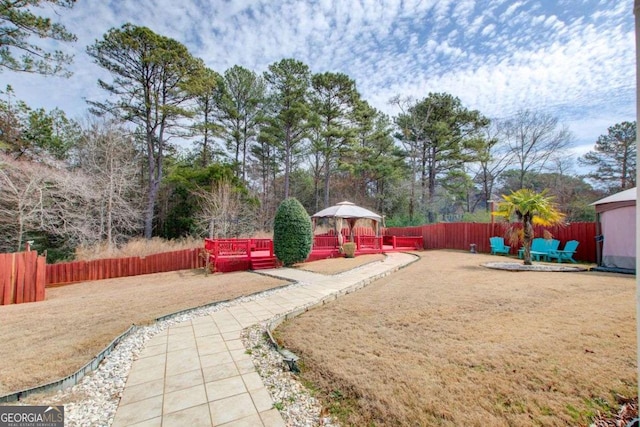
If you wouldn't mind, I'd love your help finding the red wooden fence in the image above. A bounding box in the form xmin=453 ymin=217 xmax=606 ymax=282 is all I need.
xmin=46 ymin=248 xmax=205 ymax=286
xmin=0 ymin=223 xmax=598 ymax=304
xmin=0 ymin=251 xmax=46 ymax=305
xmin=384 ymin=222 xmax=597 ymax=262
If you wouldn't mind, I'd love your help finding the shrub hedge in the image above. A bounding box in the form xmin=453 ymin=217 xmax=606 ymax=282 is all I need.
xmin=273 ymin=198 xmax=313 ymax=266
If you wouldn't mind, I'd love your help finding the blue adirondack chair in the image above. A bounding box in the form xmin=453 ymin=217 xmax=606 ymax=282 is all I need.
xmin=518 ymin=238 xmax=560 ymax=261
xmin=489 ymin=237 xmax=510 ymax=255
xmin=547 ymin=240 xmax=579 ymax=263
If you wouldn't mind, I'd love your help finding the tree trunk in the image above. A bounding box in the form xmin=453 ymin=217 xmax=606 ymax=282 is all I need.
xmin=144 ymin=177 xmax=160 ymax=239
xmin=201 ymin=99 xmax=211 ymax=167
xmin=106 ymin=159 xmax=114 ymax=250
xmin=144 ymin=145 xmax=163 ymax=239
xmin=17 ymin=217 xmax=24 ymax=252
xmin=427 ymin=147 xmax=437 ymax=223
xmin=621 ymin=144 xmax=628 ymax=189
xmin=522 ymin=215 xmax=533 ymax=265
xmin=242 ymin=119 xmax=248 ymax=182
xmin=284 ymin=142 xmax=291 ymax=198
xmin=323 ymin=158 xmax=331 ymax=208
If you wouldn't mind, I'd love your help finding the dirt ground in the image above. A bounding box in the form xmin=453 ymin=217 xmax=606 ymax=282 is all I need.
xmin=0 ymin=269 xmax=287 ymax=396
xmin=277 ymin=250 xmax=637 ymax=426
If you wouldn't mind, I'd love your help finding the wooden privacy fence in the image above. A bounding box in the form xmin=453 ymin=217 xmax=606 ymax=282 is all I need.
xmin=384 ymin=222 xmax=597 ymax=262
xmin=0 ymin=251 xmax=46 ymax=305
xmin=46 ymin=248 xmax=204 ymax=286
xmin=0 ymin=223 xmax=598 ymax=304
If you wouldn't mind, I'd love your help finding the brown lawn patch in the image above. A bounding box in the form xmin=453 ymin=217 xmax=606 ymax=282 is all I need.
xmin=276 ymin=250 xmax=636 ymax=426
xmin=0 ymin=269 xmax=286 ymax=396
xmin=295 ymin=254 xmax=385 ymax=275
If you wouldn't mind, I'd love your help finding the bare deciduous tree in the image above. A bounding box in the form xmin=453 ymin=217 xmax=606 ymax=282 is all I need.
xmin=470 ymin=121 xmax=516 ymax=211
xmin=0 ymin=154 xmax=96 ymax=252
xmin=192 ymin=180 xmax=256 ymax=238
xmin=0 ymin=118 xmax=142 ymax=254
xmin=499 ymin=110 xmax=573 ymax=190
xmin=75 ymin=119 xmax=143 ymax=249
xmin=0 ymin=155 xmax=49 ymax=251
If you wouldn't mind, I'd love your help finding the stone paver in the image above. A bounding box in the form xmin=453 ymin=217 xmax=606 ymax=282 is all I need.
xmin=113 ymin=252 xmax=415 ymax=426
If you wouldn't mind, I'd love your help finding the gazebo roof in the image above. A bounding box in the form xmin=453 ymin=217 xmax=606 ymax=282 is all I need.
xmin=311 ymin=201 xmax=382 ymax=221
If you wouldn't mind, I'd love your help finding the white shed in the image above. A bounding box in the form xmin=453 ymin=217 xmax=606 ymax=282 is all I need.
xmin=591 ymin=187 xmax=636 ymax=271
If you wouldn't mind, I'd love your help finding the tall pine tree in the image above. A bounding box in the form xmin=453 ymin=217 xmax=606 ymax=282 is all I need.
xmin=580 ymin=121 xmax=636 ymax=192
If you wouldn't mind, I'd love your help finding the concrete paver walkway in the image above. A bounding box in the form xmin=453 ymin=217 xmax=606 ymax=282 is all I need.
xmin=112 ymin=252 xmax=416 ymax=427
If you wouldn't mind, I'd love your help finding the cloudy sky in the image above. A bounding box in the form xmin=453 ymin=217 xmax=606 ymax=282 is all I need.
xmin=4 ymin=0 xmax=636 ymax=162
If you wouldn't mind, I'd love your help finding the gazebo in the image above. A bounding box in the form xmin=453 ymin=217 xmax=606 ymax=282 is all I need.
xmin=311 ymin=201 xmax=383 ymax=247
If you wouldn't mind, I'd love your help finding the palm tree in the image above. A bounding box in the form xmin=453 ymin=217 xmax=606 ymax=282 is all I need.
xmin=493 ymin=189 xmax=565 ymax=265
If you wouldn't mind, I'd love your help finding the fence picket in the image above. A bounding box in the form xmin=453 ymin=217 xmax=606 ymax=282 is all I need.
xmin=8 ymin=254 xmax=16 ymax=304
xmin=14 ymin=253 xmax=25 ymax=304
xmin=35 ymin=255 xmax=46 ymax=301
xmin=24 ymin=251 xmax=36 ymax=303
xmin=0 ymin=254 xmax=7 ymax=304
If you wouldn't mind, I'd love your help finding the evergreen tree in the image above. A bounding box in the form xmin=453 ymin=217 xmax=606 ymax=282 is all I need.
xmin=348 ymin=100 xmax=406 ymax=215
xmin=87 ymin=24 xmax=204 ymax=238
xmin=394 ymin=93 xmax=489 ymax=222
xmin=0 ymin=85 xmax=79 ymax=160
xmin=190 ymin=67 xmax=224 ymax=167
xmin=0 ymin=0 xmax=76 ymax=76
xmin=261 ymin=59 xmax=310 ymax=199
xmin=309 ymin=71 xmax=359 ymax=208
xmin=580 ymin=121 xmax=636 ymax=192
xmin=216 ymin=65 xmax=266 ymax=182
xmin=273 ymin=198 xmax=312 ymax=266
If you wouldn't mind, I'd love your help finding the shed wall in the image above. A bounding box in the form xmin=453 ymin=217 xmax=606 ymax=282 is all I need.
xmin=601 ymin=205 xmax=636 ymax=270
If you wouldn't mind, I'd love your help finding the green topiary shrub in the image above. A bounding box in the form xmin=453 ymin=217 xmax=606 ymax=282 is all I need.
xmin=273 ymin=198 xmax=313 ymax=266
xmin=342 ymin=242 xmax=356 ymax=258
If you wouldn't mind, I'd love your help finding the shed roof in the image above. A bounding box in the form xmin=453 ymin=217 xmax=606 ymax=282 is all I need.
xmin=591 ymin=187 xmax=637 ymax=206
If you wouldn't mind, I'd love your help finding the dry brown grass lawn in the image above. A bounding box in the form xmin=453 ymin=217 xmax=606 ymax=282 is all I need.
xmin=0 ymin=269 xmax=286 ymax=396
xmin=295 ymin=254 xmax=385 ymax=275
xmin=276 ymin=250 xmax=637 ymax=427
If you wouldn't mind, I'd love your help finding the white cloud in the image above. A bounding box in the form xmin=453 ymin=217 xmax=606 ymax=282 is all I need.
xmin=1 ymin=0 xmax=634 ymax=153
xmin=503 ymin=1 xmax=525 ymax=18
xmin=481 ymin=23 xmax=496 ymax=37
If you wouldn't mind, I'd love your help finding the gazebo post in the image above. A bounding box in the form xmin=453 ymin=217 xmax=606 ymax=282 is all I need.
xmin=348 ymin=218 xmax=356 ymax=242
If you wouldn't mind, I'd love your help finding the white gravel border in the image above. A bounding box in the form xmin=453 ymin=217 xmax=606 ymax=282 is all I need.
xmin=7 ymin=265 xmax=359 ymax=426
xmin=482 ymin=262 xmax=589 ymax=272
xmin=8 ymin=259 xmax=408 ymax=426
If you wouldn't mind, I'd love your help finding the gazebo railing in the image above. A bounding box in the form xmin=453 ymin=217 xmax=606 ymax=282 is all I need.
xmin=355 ymin=235 xmax=383 ymax=251
xmin=312 ymin=236 xmax=339 ymax=250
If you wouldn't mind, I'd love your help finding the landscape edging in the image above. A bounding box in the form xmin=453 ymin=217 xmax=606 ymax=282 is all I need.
xmin=0 ymin=324 xmax=138 ymax=403
xmin=0 ymin=273 xmax=296 ymax=403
